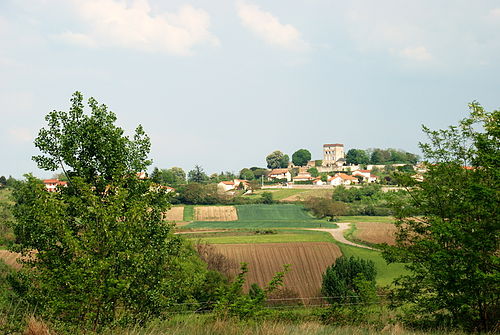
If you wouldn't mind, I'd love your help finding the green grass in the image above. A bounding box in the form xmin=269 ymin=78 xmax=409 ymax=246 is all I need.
xmin=183 ymin=205 xmax=194 ymax=221
xmin=335 ymin=243 xmax=406 ymax=287
xmin=186 ymin=229 xmax=336 ymax=244
xmin=248 ymin=188 xmax=309 ymax=200
xmin=187 ymin=204 xmax=337 ymax=229
xmin=338 ymin=216 xmax=394 ymax=223
xmin=0 ymin=188 xmax=13 ymax=204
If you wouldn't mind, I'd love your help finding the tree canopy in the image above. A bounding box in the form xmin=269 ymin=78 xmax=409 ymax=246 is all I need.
xmin=292 ymin=149 xmax=311 ymax=167
xmin=9 ymin=92 xmax=212 ymax=329
xmin=383 ymin=102 xmax=499 ymax=332
xmin=266 ymin=150 xmax=285 ymax=169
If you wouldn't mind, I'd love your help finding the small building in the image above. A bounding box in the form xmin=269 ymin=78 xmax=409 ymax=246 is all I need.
xmin=268 ymin=169 xmax=292 ymax=182
xmin=352 ymin=170 xmax=378 ymax=183
xmin=217 ymin=179 xmax=249 ymax=192
xmin=327 ymin=173 xmax=358 ymax=186
xmin=43 ymin=179 xmax=67 ymax=192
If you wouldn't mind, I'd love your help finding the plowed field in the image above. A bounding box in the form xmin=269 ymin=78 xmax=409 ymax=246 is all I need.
xmin=195 ymin=206 xmax=238 ymax=221
xmin=214 ymin=242 xmax=342 ymax=300
xmin=354 ymin=222 xmax=397 ymax=245
xmin=163 ymin=207 xmax=184 ymax=222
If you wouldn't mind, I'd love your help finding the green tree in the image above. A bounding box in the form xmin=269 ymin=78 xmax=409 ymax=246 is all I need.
xmin=280 ymin=154 xmax=290 ymax=168
xmin=0 ymin=176 xmax=6 ymax=188
xmin=322 ymin=256 xmax=376 ymax=305
xmin=345 ymin=149 xmax=369 ymax=165
xmin=266 ymin=150 xmax=285 ymax=169
xmin=307 ymin=167 xmax=319 ymax=177
xmin=383 ymin=102 xmax=499 ymax=332
xmin=370 ymin=149 xmax=390 ymax=164
xmin=188 ymin=165 xmax=208 ymax=183
xmin=9 ymin=92 xmax=209 ymax=329
xmin=261 ymin=192 xmax=274 ymax=204
xmin=239 ymin=168 xmax=255 ymax=180
xmin=292 ymin=149 xmax=311 ymax=167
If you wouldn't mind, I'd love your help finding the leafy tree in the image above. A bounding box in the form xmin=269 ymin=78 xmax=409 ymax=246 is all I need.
xmin=261 ymin=192 xmax=274 ymax=204
xmin=9 ymin=92 xmax=209 ymax=329
xmin=322 ymin=256 xmax=376 ymax=305
xmin=370 ymin=149 xmax=390 ymax=164
xmin=239 ymin=168 xmax=255 ymax=180
xmin=292 ymin=149 xmax=311 ymax=167
xmin=307 ymin=167 xmax=319 ymax=177
xmin=383 ymin=102 xmax=499 ymax=332
xmin=266 ymin=150 xmax=285 ymax=169
xmin=0 ymin=176 xmax=6 ymax=187
xmin=188 ymin=165 xmax=208 ymax=183
xmin=280 ymin=154 xmax=290 ymax=168
xmin=249 ymin=167 xmax=268 ymax=179
xmin=345 ymin=149 xmax=369 ymax=165
xmin=152 ymin=166 xmax=186 ymax=185
xmin=305 ymin=197 xmax=347 ymax=221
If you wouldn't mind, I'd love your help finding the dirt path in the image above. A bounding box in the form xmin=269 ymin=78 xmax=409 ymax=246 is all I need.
xmin=308 ymin=222 xmax=376 ymax=250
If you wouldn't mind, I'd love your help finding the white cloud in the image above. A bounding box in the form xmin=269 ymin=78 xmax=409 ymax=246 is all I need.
xmin=8 ymin=128 xmax=33 ymax=143
xmin=398 ymin=46 xmax=432 ymax=62
xmin=489 ymin=8 xmax=500 ymax=18
xmin=237 ymin=2 xmax=309 ymax=51
xmin=58 ymin=0 xmax=219 ymax=55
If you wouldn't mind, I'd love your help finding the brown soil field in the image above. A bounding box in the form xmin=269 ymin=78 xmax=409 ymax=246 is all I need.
xmin=163 ymin=206 xmax=184 ymax=222
xmin=281 ymin=189 xmax=334 ymax=202
xmin=0 ymin=250 xmax=21 ymax=269
xmin=354 ymin=222 xmax=397 ymax=245
xmin=194 ymin=206 xmax=238 ymax=221
xmin=214 ymin=242 xmax=342 ymax=301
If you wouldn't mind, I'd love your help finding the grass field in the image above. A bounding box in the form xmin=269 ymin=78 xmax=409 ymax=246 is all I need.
xmin=247 ymin=188 xmax=310 ymax=200
xmin=335 ymin=242 xmax=406 ymax=287
xmin=338 ymin=216 xmax=394 ymax=223
xmin=186 ymin=229 xmax=336 ymax=244
xmin=187 ymin=204 xmax=337 ymax=229
xmin=183 ymin=205 xmax=194 ymax=221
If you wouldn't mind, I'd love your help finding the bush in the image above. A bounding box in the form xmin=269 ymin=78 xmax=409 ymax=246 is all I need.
xmin=304 ymin=197 xmax=347 ymax=221
xmin=321 ymin=256 xmax=377 ymax=305
xmin=261 ymin=192 xmax=274 ymax=204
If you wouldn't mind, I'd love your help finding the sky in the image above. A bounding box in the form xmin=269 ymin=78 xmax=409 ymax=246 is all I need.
xmin=1 ymin=0 xmax=499 ymax=179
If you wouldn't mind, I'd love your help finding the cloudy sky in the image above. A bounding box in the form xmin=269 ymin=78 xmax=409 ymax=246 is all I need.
xmin=1 ymin=0 xmax=499 ymax=178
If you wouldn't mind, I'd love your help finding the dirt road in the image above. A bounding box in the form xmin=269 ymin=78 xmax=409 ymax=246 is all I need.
xmin=308 ymin=222 xmax=376 ymax=250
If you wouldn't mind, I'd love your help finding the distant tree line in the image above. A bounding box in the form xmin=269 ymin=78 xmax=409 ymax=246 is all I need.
xmin=346 ymin=148 xmax=419 ymax=165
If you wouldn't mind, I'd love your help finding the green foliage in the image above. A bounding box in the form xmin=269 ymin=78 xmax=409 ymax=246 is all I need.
xmin=280 ymin=154 xmax=290 ymax=168
xmin=151 ymin=166 xmax=186 ymax=185
xmin=188 ymin=165 xmax=208 ymax=183
xmin=239 ymin=168 xmax=255 ymax=180
xmin=315 ymin=160 xmax=323 ymax=167
xmin=214 ymin=263 xmax=289 ymax=318
xmin=307 ymin=167 xmax=319 ymax=177
xmin=383 ymin=102 xmax=499 ymax=332
xmin=261 ymin=192 xmax=274 ymax=204
xmin=266 ymin=151 xmax=285 ymax=169
xmin=9 ymin=92 xmax=211 ymax=330
xmin=346 ymin=149 xmax=370 ymax=165
xmin=304 ymin=197 xmax=347 ymax=221
xmin=292 ymin=149 xmax=311 ymax=167
xmin=332 ymin=185 xmax=409 ymax=216
xmin=32 ymin=92 xmax=151 ymax=183
xmin=321 ymin=256 xmax=377 ymax=305
xmin=0 ymin=176 xmax=6 ymax=188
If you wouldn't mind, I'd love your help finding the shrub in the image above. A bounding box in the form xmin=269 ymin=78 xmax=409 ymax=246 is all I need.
xmin=321 ymin=256 xmax=377 ymax=305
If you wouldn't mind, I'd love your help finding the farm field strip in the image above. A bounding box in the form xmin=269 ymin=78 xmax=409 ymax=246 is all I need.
xmin=214 ymin=242 xmax=342 ymax=299
xmin=163 ymin=206 xmax=184 ymax=222
xmin=194 ymin=206 xmax=238 ymax=221
xmin=353 ymin=222 xmax=397 ymax=246
xmin=187 ymin=230 xmax=336 ymax=244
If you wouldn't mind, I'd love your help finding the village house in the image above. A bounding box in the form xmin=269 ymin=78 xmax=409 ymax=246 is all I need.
xmin=327 ymin=173 xmax=359 ymax=186
xmin=43 ymin=179 xmax=67 ymax=192
xmin=217 ymin=179 xmax=249 ymax=192
xmin=268 ymin=168 xmax=292 ymax=182
xmin=352 ymin=170 xmax=378 ymax=183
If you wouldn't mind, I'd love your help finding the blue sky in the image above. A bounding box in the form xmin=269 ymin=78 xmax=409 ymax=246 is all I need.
xmin=1 ymin=0 xmax=499 ymax=178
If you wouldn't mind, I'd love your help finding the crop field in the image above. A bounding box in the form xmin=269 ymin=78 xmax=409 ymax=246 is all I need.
xmin=163 ymin=206 xmax=184 ymax=222
xmin=194 ymin=206 xmax=238 ymax=221
xmin=187 ymin=204 xmax=337 ymax=229
xmin=187 ymin=229 xmax=335 ymax=244
xmin=247 ymin=189 xmax=309 ymax=200
xmin=354 ymin=222 xmax=397 ymax=246
xmin=339 ymin=216 xmax=394 ymax=223
xmin=280 ymin=189 xmax=334 ymax=202
xmin=214 ymin=242 xmax=342 ymax=299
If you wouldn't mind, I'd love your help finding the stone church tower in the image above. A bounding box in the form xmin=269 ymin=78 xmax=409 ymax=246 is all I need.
xmin=322 ymin=143 xmax=345 ymax=168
